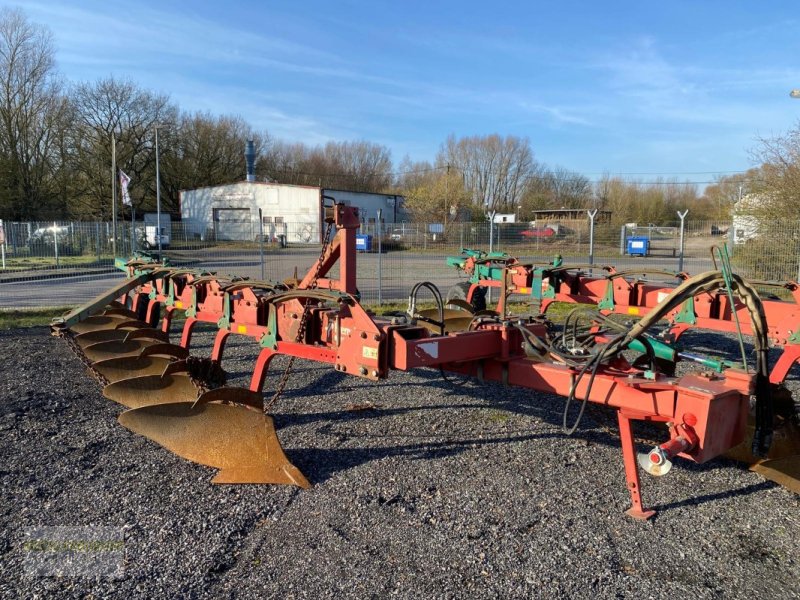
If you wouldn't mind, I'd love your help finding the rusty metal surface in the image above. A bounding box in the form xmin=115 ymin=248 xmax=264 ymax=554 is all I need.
xmin=74 ymin=328 xmax=131 ymax=348
xmin=196 ymin=387 xmax=264 ymax=410
xmin=102 ymin=373 xmax=199 ymax=408
xmin=74 ymin=327 xmax=167 ymax=349
xmin=752 ymin=456 xmax=800 ymax=494
xmin=727 ymin=416 xmax=800 ymax=491
xmin=82 ymin=338 xmax=162 ymax=363
xmin=117 ymin=402 xmax=310 ymax=487
xmin=92 ymin=355 xmax=175 ymax=383
xmin=69 ymin=314 xmax=133 ymax=335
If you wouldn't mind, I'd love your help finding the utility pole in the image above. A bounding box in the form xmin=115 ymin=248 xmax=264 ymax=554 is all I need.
xmin=111 ymin=132 xmax=117 ymax=256
xmin=155 ymin=125 xmax=162 ymax=254
xmin=154 ymin=124 xmax=169 ymax=255
xmin=444 ymin=163 xmax=450 ymax=233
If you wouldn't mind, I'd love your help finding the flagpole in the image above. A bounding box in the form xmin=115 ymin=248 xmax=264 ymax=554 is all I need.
xmin=111 ymin=132 xmax=117 ymax=257
xmin=132 ymin=201 xmax=136 ymax=253
xmin=119 ymin=170 xmax=133 ymax=254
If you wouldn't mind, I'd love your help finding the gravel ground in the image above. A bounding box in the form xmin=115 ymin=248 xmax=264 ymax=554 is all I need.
xmin=1 ymin=326 xmax=799 ymax=599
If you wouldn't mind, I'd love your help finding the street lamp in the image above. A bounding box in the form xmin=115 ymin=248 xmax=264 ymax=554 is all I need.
xmin=154 ymin=124 xmax=170 ymax=254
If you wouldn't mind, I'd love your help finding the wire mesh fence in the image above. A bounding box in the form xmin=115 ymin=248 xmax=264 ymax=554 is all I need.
xmin=1 ymin=215 xmax=799 ymax=309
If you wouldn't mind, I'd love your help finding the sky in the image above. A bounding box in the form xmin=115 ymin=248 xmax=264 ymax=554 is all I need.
xmin=14 ymin=0 xmax=800 ymax=185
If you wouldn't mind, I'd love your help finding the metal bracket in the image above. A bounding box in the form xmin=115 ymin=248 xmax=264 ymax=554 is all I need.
xmin=185 ymin=285 xmax=198 ymax=318
xmin=260 ymin=304 xmax=279 ymax=350
xmin=673 ymin=297 xmax=697 ymax=325
xmin=532 ymin=267 xmax=555 ymax=300
xmin=217 ymin=294 xmax=231 ymax=330
xmin=598 ymin=280 xmax=615 ymax=311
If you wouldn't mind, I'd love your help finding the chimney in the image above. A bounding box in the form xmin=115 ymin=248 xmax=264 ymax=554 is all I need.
xmin=245 ymin=140 xmax=256 ymax=182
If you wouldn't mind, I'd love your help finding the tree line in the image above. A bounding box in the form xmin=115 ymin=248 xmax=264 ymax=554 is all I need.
xmin=0 ymin=7 xmax=794 ymax=226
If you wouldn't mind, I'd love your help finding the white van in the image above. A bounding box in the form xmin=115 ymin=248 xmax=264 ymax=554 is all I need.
xmin=143 ymin=213 xmax=171 ymax=249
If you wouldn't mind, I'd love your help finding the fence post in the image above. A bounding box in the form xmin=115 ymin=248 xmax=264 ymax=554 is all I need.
xmin=795 ymin=222 xmax=800 ymax=283
xmin=377 ymin=208 xmax=383 ymax=305
xmin=797 ymin=251 xmax=800 ymax=284
xmin=257 ymin=209 xmax=265 ymax=280
xmin=131 ymin=207 xmax=137 ymax=253
xmin=587 ymin=209 xmax=598 ymax=270
xmin=53 ymin=221 xmax=59 ymax=268
xmin=677 ymin=210 xmax=688 ymax=272
xmin=488 ymin=211 xmax=496 ymax=305
xmin=0 ymin=219 xmax=5 ymax=269
xmin=620 ymin=225 xmax=626 ymax=255
xmin=96 ymin=222 xmax=101 ymax=262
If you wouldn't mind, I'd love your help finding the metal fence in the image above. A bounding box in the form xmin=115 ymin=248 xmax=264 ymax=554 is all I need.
xmin=1 ymin=214 xmax=799 ymax=310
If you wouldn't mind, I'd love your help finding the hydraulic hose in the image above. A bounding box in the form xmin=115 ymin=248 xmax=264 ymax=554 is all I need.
xmin=615 ymin=270 xmax=772 ymax=456
xmin=407 ymin=281 xmax=445 ymax=336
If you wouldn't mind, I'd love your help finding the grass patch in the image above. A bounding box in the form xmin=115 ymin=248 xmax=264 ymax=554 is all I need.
xmin=486 ymin=409 xmax=512 ymax=424
xmin=1 ymin=254 xmax=114 ymax=272
xmin=0 ymin=307 xmax=73 ymax=329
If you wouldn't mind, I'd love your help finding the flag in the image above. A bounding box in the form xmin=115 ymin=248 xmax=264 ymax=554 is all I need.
xmin=119 ymin=170 xmax=132 ymax=206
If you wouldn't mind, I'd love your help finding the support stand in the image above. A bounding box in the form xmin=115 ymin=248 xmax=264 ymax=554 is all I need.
xmin=617 ymin=412 xmax=656 ymax=520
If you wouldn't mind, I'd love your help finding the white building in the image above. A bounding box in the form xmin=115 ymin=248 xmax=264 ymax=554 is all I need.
xmin=491 ymin=213 xmax=516 ymax=224
xmin=179 ymin=182 xmax=406 ymax=243
xmin=732 ymin=194 xmax=766 ymax=244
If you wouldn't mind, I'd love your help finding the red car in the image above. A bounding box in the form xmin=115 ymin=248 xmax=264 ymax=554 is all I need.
xmin=520 ymin=226 xmax=556 ymax=238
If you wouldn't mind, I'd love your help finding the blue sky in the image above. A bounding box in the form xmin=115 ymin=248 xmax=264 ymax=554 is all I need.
xmin=16 ymin=0 xmax=800 ymax=183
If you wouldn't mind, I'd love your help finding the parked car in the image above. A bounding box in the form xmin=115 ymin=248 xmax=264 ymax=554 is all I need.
xmin=520 ymin=226 xmax=556 ymax=239
xmin=28 ymin=225 xmax=83 ymax=256
xmin=29 ymin=225 xmax=70 ymax=243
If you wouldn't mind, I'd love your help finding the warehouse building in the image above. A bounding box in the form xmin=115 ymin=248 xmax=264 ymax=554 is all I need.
xmin=179 ymin=141 xmax=406 ymax=243
xmin=179 ymin=182 xmax=406 ymax=243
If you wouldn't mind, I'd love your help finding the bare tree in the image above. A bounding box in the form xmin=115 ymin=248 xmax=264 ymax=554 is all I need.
xmin=258 ymin=140 xmax=309 ymax=185
xmin=0 ymin=7 xmax=66 ymax=220
xmin=261 ymin=139 xmax=393 ymax=192
xmin=439 ymin=134 xmax=536 ymax=214
xmin=68 ymin=76 xmax=176 ymax=217
xmin=395 ymin=157 xmax=472 ymax=222
xmin=748 ymin=125 xmax=800 ymax=218
xmin=160 ymin=112 xmax=267 ymax=210
xmin=545 ymin=166 xmax=592 ymax=209
xmin=322 ymin=140 xmax=393 ymax=191
xmin=702 ymin=169 xmax=759 ymax=220
xmin=592 ymin=176 xmax=705 ymax=227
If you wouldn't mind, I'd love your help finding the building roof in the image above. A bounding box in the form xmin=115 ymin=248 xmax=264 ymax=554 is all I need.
xmin=530 ymin=208 xmax=612 ymax=220
xmin=178 ymin=180 xmax=321 ymax=194
xmin=179 ymin=180 xmax=404 ymax=197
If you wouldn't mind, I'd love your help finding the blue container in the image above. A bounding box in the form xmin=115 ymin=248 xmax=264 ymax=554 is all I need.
xmin=626 ymin=236 xmax=649 ymax=256
xmin=355 ymin=234 xmax=372 ymax=252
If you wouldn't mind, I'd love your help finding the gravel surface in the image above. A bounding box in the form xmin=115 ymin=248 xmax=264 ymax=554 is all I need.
xmin=1 ymin=326 xmax=799 ymax=599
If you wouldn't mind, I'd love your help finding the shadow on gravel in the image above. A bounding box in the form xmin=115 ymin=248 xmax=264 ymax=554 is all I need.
xmin=290 ymin=431 xmax=562 ymax=484
xmin=275 ymin=402 xmax=490 ymax=426
xmin=653 ymin=480 xmax=777 ymax=516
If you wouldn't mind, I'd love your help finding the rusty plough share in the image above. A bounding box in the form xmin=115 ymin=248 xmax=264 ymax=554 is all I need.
xmin=50 ymin=203 xmax=799 ymax=520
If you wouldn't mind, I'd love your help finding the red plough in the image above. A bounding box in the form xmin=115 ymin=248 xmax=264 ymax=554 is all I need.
xmin=50 ymin=203 xmax=795 ymax=519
